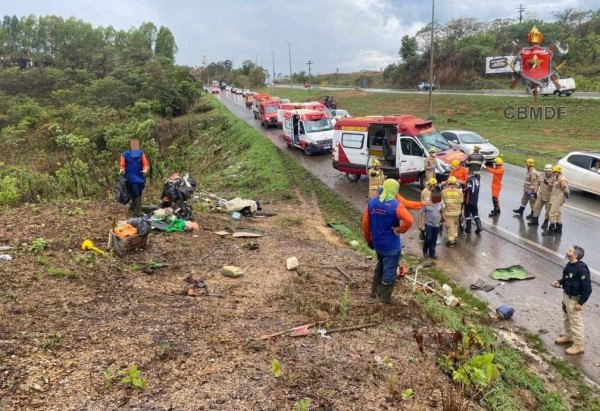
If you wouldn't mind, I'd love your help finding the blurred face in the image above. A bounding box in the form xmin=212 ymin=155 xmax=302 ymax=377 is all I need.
xmin=566 ymin=247 xmax=577 ymax=261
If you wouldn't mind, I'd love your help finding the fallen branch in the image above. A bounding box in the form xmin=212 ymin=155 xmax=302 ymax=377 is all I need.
xmin=257 ymin=320 xmax=328 ymax=340
xmin=324 ymin=322 xmax=379 ymax=335
xmin=334 ymin=267 xmax=355 ymax=284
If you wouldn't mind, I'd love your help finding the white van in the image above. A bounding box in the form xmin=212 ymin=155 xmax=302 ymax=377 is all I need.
xmin=332 ymin=115 xmax=466 ymax=185
xmin=282 ymin=109 xmax=334 ymax=155
xmin=530 ymin=78 xmax=576 ymax=97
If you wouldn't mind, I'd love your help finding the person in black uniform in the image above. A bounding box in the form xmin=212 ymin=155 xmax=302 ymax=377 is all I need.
xmin=463 ymin=171 xmax=482 ymax=234
xmin=552 ymin=245 xmax=592 ymax=355
xmin=465 ymin=145 xmax=485 ymax=180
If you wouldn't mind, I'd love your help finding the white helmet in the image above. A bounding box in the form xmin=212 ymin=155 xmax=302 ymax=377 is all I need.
xmin=544 ymin=164 xmax=552 ymax=172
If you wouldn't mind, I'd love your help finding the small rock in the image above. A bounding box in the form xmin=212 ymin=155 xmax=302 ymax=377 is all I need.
xmin=349 ymin=240 xmax=359 ymax=247
xmin=221 ymin=266 xmax=244 ymax=278
xmin=31 ymin=383 xmax=43 ymax=392
xmin=285 ymin=257 xmax=299 ymax=270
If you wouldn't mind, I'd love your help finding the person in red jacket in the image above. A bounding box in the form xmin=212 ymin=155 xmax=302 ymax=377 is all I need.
xmin=362 ymin=179 xmax=413 ymax=304
xmin=485 ymin=157 xmax=504 ymax=217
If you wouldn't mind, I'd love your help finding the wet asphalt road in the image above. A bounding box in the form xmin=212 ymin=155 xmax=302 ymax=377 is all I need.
xmin=219 ymin=92 xmax=600 ymax=382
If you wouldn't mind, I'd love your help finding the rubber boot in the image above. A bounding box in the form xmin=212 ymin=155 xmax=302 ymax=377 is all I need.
xmin=526 ymin=211 xmax=534 ymax=220
xmin=464 ymin=220 xmax=472 ymax=233
xmin=370 ymin=267 xmax=382 ymax=298
xmin=475 ymin=219 xmax=482 ymax=234
xmin=488 ymin=209 xmax=499 ymax=218
xmin=541 ymin=218 xmax=549 ymax=229
xmin=542 ymin=223 xmax=556 ymax=236
xmin=131 ymin=196 xmax=143 ymax=217
xmin=377 ymin=282 xmax=395 ymax=304
xmin=555 ymin=223 xmax=562 ymax=235
xmin=513 ymin=206 xmax=525 ymax=215
xmin=527 ymin=216 xmax=539 ymax=226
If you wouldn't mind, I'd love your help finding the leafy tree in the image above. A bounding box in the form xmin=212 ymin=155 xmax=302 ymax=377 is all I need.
xmin=155 ymin=26 xmax=177 ymax=61
xmin=399 ymin=35 xmax=418 ymax=62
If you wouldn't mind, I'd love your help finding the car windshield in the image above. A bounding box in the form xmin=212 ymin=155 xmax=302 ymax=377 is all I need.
xmin=265 ymin=106 xmax=278 ymax=114
xmin=419 ymin=131 xmax=452 ymax=152
xmin=304 ymin=118 xmax=333 ymax=133
xmin=459 ymin=132 xmax=486 ymax=144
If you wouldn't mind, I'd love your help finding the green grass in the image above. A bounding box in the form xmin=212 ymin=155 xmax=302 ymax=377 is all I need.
xmin=258 ymin=87 xmax=600 ymax=167
xmin=210 ymin=95 xmax=600 ymax=410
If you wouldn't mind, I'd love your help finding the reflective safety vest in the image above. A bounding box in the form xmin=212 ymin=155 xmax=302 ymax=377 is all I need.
xmin=466 ymin=153 xmax=485 ymax=175
xmin=368 ymin=168 xmax=385 ymax=197
xmin=442 ymin=187 xmax=463 ymax=217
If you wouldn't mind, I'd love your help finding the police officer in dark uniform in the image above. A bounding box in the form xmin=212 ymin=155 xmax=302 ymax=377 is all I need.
xmin=552 ymin=245 xmax=592 ymax=355
xmin=466 ymin=145 xmax=485 ymax=180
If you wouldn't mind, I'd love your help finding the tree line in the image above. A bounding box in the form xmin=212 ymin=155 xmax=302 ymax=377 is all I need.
xmin=0 ymin=15 xmax=201 ymax=206
xmin=385 ymin=8 xmax=600 ymax=89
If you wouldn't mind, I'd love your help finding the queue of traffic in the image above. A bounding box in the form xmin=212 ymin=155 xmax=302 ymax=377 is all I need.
xmin=219 ymin=85 xmax=600 ymax=195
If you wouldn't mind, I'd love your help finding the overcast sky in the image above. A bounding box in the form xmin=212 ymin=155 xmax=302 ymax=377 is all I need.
xmin=3 ymin=0 xmax=598 ymax=73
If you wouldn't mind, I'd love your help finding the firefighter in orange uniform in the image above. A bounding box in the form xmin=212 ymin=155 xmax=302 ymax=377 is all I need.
xmin=485 ymin=157 xmax=504 ymax=217
xmin=444 ymin=159 xmax=468 ymax=187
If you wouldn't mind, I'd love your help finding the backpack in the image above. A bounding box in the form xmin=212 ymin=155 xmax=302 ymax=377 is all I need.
xmin=114 ymin=175 xmax=131 ymax=205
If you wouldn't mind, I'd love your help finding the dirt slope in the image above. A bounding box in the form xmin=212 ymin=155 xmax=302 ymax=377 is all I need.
xmin=0 ymin=197 xmax=462 ymax=410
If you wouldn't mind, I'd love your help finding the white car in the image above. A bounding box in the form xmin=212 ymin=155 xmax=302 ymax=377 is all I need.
xmin=558 ymin=152 xmax=600 ymax=195
xmin=441 ymin=130 xmax=499 ymax=162
xmin=528 ymin=78 xmax=576 ymax=97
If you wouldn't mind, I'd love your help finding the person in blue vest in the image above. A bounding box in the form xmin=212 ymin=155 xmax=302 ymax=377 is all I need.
xmin=362 ymin=179 xmax=413 ymax=304
xmin=119 ymin=139 xmax=150 ymax=217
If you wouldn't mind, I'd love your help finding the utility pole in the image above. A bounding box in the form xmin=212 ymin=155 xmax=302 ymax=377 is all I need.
xmin=271 ymin=51 xmax=275 ymax=86
xmin=287 ymin=42 xmax=292 ymax=99
xmin=201 ymin=55 xmax=208 ymax=85
xmin=428 ymin=0 xmax=435 ymax=118
xmin=255 ymin=54 xmax=258 ymax=66
xmin=306 ymin=60 xmax=313 ymax=79
xmin=517 ymin=4 xmax=525 ymax=23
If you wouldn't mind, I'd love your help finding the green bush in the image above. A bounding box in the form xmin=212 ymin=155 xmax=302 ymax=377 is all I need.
xmin=0 ymin=176 xmax=19 ymax=206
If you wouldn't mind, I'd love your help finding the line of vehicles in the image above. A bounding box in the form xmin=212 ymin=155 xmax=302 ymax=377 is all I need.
xmin=221 ymin=85 xmax=598 ymax=194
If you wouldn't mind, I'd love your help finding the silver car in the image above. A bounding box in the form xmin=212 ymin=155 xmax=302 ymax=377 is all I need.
xmin=441 ymin=130 xmax=499 ymax=161
xmin=558 ymin=152 xmax=600 ymax=195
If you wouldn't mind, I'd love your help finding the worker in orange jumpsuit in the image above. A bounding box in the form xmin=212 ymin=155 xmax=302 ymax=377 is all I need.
xmin=485 ymin=157 xmax=504 ymax=217
xmin=445 ymin=159 xmax=468 ymax=187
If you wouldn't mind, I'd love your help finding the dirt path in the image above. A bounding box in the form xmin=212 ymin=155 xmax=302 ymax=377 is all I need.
xmin=0 ymin=198 xmax=458 ymax=410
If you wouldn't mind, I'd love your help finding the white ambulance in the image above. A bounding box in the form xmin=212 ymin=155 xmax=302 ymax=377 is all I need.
xmin=282 ymin=109 xmax=334 ymax=155
xmin=332 ymin=115 xmax=466 ymax=185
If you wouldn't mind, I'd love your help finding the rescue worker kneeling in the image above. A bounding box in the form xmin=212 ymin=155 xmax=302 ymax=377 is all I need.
xmin=362 ymin=179 xmax=413 ymax=304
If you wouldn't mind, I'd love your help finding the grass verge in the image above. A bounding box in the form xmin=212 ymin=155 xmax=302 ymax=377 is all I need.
xmin=255 ymin=87 xmax=600 ymax=167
